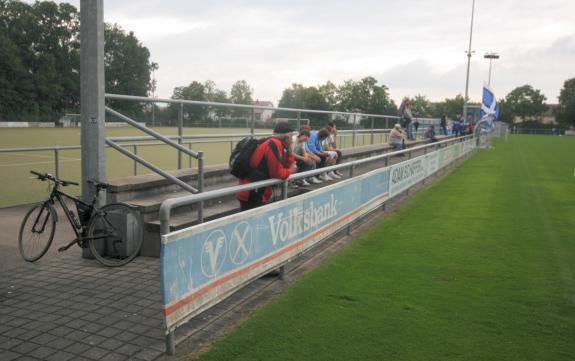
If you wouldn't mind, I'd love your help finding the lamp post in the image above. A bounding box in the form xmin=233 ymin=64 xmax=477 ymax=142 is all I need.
xmin=463 ymin=0 xmax=476 ymax=123
xmin=151 ymin=62 xmax=158 ymax=128
xmin=483 ymin=52 xmax=499 ymax=87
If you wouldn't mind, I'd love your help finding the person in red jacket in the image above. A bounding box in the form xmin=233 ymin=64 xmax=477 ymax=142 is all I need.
xmin=237 ymin=122 xmax=296 ymax=211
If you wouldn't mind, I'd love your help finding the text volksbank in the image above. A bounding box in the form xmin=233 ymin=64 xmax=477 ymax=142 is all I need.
xmin=268 ymin=194 xmax=338 ymax=244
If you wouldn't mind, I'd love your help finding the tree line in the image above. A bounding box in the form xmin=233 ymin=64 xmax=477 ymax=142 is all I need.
xmin=0 ymin=0 xmax=153 ymax=122
xmin=1 ymin=0 xmax=573 ymax=129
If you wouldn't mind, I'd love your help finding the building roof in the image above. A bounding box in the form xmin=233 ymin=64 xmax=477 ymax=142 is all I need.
xmin=253 ymin=100 xmax=274 ymax=107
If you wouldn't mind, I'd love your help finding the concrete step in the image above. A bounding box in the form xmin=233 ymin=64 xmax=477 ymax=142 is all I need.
xmin=108 ymin=136 xmax=452 ymax=257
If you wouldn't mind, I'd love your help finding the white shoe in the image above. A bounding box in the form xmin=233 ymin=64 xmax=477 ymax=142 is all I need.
xmin=320 ymin=173 xmax=334 ymax=181
xmin=328 ymin=171 xmax=341 ymax=179
xmin=300 ymin=179 xmax=311 ymax=186
xmin=308 ymin=176 xmax=322 ymax=184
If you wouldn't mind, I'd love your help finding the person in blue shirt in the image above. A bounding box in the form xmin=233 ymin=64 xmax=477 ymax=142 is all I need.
xmin=307 ymin=128 xmax=339 ymax=181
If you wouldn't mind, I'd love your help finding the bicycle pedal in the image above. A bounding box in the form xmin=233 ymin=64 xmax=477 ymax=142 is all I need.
xmin=57 ymin=246 xmax=67 ymax=252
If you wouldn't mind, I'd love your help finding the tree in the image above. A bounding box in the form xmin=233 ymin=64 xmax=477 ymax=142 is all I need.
xmin=276 ymin=84 xmax=330 ymax=126
xmin=317 ymin=81 xmax=339 ymax=110
xmin=105 ymin=24 xmax=153 ymax=119
xmin=168 ymin=81 xmax=207 ymax=125
xmin=337 ymin=77 xmax=396 ymax=127
xmin=432 ymin=94 xmax=465 ymax=120
xmin=229 ymin=80 xmax=253 ymax=118
xmin=504 ymin=85 xmax=547 ymax=122
xmin=555 ymin=78 xmax=575 ymax=127
xmin=0 ymin=1 xmax=154 ymax=122
xmin=496 ymin=98 xmax=514 ymax=124
xmin=406 ymin=94 xmax=433 ymax=118
xmin=0 ymin=0 xmax=80 ymax=121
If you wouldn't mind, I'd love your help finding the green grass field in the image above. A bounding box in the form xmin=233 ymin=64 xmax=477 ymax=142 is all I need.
xmin=0 ymin=127 xmax=387 ymax=207
xmin=195 ymin=135 xmax=575 ymax=361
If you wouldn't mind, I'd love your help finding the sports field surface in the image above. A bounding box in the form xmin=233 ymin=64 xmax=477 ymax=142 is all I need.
xmin=0 ymin=127 xmax=385 ymax=207
xmin=195 ymin=135 xmax=575 ymax=360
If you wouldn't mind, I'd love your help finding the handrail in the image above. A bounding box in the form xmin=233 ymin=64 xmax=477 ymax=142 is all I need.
xmin=106 ymin=139 xmax=199 ymax=193
xmin=159 ymin=135 xmax=474 ymax=234
xmin=105 ymin=107 xmax=200 ymax=158
xmin=105 ymin=93 xmax=439 ymax=122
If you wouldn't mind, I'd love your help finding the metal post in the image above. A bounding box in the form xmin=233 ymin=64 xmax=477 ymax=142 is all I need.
xmin=178 ymin=103 xmax=183 ymax=169
xmin=188 ymin=143 xmax=193 ymax=168
xmin=133 ymin=145 xmax=138 ymax=175
xmin=80 ymin=0 xmax=106 ymax=204
xmin=251 ymin=108 xmax=255 ymax=138
xmin=279 ymin=179 xmax=289 ymax=280
xmin=54 ymin=149 xmax=60 ymax=179
xmin=352 ymin=114 xmax=357 ymax=148
xmin=346 ymin=164 xmax=355 ymax=235
xmin=370 ymin=117 xmax=374 ymax=145
xmin=197 ymin=151 xmax=204 ymax=223
xmin=166 ymin=332 xmax=175 ymax=356
xmin=297 ymin=112 xmax=301 ymax=131
xmin=230 ymin=141 xmax=233 ymax=154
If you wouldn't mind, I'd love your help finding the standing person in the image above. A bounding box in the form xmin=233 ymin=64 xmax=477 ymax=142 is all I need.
xmin=413 ymin=119 xmax=420 ymax=138
xmin=398 ymin=99 xmax=414 ymax=140
xmin=452 ymin=115 xmax=461 ymax=136
xmin=389 ymin=123 xmax=404 ymax=151
xmin=307 ymin=128 xmax=338 ymax=181
xmin=325 ymin=122 xmax=344 ymax=178
xmin=440 ymin=114 xmax=447 ymax=135
xmin=236 ymin=122 xmax=296 ymax=211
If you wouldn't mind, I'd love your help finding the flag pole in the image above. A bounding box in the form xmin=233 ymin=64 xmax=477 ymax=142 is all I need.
xmin=463 ymin=0 xmax=476 ymax=123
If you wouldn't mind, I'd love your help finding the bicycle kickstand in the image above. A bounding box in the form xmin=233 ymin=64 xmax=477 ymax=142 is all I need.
xmin=57 ymin=238 xmax=80 ymax=253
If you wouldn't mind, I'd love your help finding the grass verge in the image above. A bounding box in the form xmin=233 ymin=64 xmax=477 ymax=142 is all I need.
xmin=195 ymin=135 xmax=575 ymax=361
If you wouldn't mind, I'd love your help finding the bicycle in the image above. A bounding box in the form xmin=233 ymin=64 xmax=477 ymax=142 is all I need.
xmin=18 ymin=171 xmax=144 ymax=267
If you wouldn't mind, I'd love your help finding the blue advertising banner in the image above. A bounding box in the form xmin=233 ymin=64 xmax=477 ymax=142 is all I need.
xmin=160 ymin=139 xmax=476 ymax=332
xmin=161 ymin=166 xmax=390 ymax=331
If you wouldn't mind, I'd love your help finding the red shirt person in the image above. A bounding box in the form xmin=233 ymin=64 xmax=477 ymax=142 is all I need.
xmin=236 ymin=122 xmax=296 ymax=211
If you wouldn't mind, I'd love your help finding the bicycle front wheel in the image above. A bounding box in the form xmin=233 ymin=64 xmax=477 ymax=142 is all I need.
xmin=87 ymin=203 xmax=143 ymax=267
xmin=18 ymin=202 xmax=57 ymax=262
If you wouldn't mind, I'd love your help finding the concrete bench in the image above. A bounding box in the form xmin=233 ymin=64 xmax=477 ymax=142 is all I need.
xmin=106 ymin=136 xmax=450 ymax=256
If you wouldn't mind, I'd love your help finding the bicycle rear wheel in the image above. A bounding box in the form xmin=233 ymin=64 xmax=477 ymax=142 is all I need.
xmin=87 ymin=203 xmax=143 ymax=267
xmin=18 ymin=202 xmax=57 ymax=262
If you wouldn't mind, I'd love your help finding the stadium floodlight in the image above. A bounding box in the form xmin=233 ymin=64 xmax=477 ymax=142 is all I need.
xmin=483 ymin=52 xmax=500 ymax=86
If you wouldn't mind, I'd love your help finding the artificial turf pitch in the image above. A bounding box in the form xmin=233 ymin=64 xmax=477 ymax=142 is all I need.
xmin=196 ymin=135 xmax=575 ymax=361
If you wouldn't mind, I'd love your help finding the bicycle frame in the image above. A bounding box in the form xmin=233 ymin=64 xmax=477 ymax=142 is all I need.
xmin=47 ymin=185 xmax=95 ymax=243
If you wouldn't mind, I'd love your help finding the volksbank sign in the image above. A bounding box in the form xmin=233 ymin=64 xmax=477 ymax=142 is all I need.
xmin=161 ymin=139 xmax=475 ymax=332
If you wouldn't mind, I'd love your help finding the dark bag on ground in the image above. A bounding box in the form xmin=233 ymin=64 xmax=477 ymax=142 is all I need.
xmin=229 ymin=137 xmax=266 ymax=179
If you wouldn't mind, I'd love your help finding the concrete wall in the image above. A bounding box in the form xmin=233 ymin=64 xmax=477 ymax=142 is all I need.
xmin=0 ymin=122 xmax=55 ymax=128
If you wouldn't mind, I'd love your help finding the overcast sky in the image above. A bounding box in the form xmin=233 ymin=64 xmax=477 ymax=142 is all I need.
xmin=60 ymin=0 xmax=574 ymax=105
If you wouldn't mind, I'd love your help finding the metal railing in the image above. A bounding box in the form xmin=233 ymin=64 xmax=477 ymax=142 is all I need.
xmin=105 ymin=93 xmax=441 ymax=151
xmin=158 ymin=135 xmax=475 ymax=235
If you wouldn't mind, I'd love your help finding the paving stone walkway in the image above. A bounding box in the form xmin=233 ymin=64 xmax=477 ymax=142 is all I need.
xmin=0 ymin=255 xmax=165 ymax=361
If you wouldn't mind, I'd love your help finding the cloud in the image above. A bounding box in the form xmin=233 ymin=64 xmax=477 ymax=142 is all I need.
xmin=28 ymin=0 xmax=575 ymax=105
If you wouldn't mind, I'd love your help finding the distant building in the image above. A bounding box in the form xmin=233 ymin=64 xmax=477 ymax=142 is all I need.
xmin=253 ymin=100 xmax=274 ymax=122
xmin=541 ymin=104 xmax=558 ymax=124
xmin=513 ymin=104 xmax=558 ymax=124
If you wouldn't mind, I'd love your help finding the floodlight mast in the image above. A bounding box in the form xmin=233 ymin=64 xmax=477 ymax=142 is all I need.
xmin=483 ymin=52 xmax=500 ymax=86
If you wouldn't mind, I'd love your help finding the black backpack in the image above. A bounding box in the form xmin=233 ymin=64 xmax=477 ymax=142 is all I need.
xmin=229 ymin=137 xmax=267 ymax=179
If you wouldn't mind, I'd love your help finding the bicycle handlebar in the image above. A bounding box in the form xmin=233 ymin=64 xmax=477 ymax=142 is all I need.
xmin=30 ymin=171 xmax=79 ymax=187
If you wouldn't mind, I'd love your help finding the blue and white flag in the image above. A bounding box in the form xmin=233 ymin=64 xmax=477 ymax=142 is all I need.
xmin=480 ymin=85 xmax=499 ymax=125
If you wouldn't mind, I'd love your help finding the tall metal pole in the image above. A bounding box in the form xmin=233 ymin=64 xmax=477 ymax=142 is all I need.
xmin=463 ymin=0 xmax=476 ymax=123
xmin=80 ymin=0 xmax=106 ymax=203
xmin=488 ymin=58 xmax=492 ymax=86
